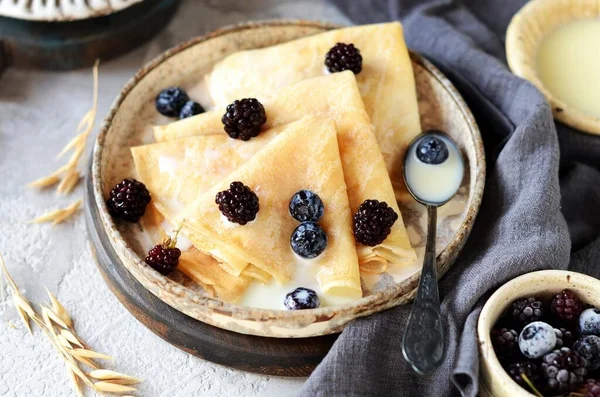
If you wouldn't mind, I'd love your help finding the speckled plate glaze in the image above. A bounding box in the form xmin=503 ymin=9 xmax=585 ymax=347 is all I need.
xmin=91 ymin=20 xmax=485 ymax=338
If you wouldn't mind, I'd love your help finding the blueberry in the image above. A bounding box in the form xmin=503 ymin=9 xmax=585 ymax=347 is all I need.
xmin=284 ymin=287 xmax=320 ymax=310
xmin=573 ymin=335 xmax=600 ymax=370
xmin=289 ymin=190 xmax=324 ymax=222
xmin=519 ymin=321 xmax=557 ymax=359
xmin=179 ymin=101 xmax=205 ymax=119
xmin=579 ymin=308 xmax=600 ymax=336
xmin=290 ymin=222 xmax=327 ymax=258
xmin=416 ymin=132 xmax=449 ymax=165
xmin=156 ymin=87 xmax=189 ymax=117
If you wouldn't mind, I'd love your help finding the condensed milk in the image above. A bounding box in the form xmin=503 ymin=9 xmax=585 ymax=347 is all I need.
xmin=404 ymin=133 xmax=464 ymax=205
xmin=538 ymin=20 xmax=600 ymax=118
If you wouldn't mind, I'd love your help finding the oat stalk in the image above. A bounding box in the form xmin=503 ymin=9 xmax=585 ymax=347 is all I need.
xmin=94 ymin=381 xmax=137 ymax=393
xmin=1 ymin=253 xmax=140 ymax=395
xmin=521 ymin=373 xmax=543 ymax=397
xmin=89 ymin=370 xmax=142 ymax=384
xmin=30 ymin=199 xmax=82 ymax=225
xmin=28 ymin=60 xmax=99 ymax=196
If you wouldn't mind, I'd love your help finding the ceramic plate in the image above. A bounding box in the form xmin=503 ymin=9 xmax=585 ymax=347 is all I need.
xmin=90 ymin=20 xmax=485 ymax=338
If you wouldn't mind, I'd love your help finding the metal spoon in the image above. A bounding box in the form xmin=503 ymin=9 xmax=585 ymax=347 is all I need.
xmin=401 ymin=130 xmax=464 ymax=375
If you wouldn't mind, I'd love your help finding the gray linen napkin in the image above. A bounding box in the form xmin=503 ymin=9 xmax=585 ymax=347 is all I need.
xmin=303 ymin=0 xmax=600 ymax=395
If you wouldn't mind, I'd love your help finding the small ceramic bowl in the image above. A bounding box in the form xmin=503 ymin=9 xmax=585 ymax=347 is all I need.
xmin=478 ymin=270 xmax=600 ymax=397
xmin=506 ymin=0 xmax=600 ymax=135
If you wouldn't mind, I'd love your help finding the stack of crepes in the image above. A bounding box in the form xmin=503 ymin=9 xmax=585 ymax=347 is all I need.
xmin=131 ymin=22 xmax=422 ymax=304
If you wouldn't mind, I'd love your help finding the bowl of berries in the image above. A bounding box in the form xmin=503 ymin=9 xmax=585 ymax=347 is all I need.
xmin=478 ymin=270 xmax=600 ymax=397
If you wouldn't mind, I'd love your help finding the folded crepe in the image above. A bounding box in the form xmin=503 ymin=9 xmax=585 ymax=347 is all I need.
xmin=132 ymin=124 xmax=287 ymax=220
xmin=134 ymin=122 xmax=295 ymax=278
xmin=139 ymin=204 xmax=252 ymax=303
xmin=182 ymin=116 xmax=362 ymax=297
xmin=178 ymin=248 xmax=252 ymax=303
xmin=153 ymin=72 xmax=365 ymax=142
xmin=204 ymin=22 xmax=421 ymax=192
xmin=152 ymin=72 xmax=417 ymax=273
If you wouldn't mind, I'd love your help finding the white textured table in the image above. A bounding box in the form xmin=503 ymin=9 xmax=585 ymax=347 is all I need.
xmin=0 ymin=1 xmax=348 ymax=395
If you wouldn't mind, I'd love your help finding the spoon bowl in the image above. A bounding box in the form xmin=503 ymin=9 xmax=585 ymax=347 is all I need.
xmin=403 ymin=130 xmax=465 ymax=207
xmin=402 ymin=131 xmax=465 ymax=375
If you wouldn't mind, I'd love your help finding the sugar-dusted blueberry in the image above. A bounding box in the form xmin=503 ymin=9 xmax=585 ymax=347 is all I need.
xmin=179 ymin=101 xmax=205 ymax=119
xmin=519 ymin=321 xmax=557 ymax=359
xmin=574 ymin=335 xmax=600 ymax=370
xmin=579 ymin=308 xmax=600 ymax=336
xmin=290 ymin=222 xmax=327 ymax=259
xmin=416 ymin=132 xmax=449 ymax=165
xmin=289 ymin=190 xmax=324 ymax=222
xmin=156 ymin=87 xmax=189 ymax=117
xmin=284 ymin=287 xmax=320 ymax=310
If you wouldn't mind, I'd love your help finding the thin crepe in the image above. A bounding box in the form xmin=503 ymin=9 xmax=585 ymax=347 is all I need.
xmin=139 ymin=204 xmax=252 ymax=303
xmin=132 ymin=126 xmax=289 ymax=277
xmin=183 ymin=116 xmax=362 ymax=297
xmin=153 ymin=72 xmax=417 ymax=272
xmin=179 ymin=248 xmax=252 ymax=303
xmin=205 ymin=22 xmax=421 ymax=191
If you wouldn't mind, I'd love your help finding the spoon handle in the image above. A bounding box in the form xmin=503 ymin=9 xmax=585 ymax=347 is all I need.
xmin=402 ymin=205 xmax=445 ymax=375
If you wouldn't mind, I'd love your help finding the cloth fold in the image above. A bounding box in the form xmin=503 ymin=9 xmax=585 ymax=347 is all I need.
xmin=303 ymin=1 xmax=599 ymax=395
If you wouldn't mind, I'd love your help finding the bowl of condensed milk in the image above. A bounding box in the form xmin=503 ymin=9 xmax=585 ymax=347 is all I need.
xmin=506 ymin=0 xmax=600 ymax=135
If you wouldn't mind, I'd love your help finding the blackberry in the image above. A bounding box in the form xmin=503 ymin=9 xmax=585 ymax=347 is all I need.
xmin=519 ymin=321 xmax=557 ymax=359
xmin=221 ymin=98 xmax=267 ymax=141
xmin=511 ymin=297 xmax=544 ymax=325
xmin=215 ymin=182 xmax=259 ymax=225
xmin=551 ymin=289 xmax=584 ymax=323
xmin=106 ymin=178 xmax=151 ymax=223
xmin=416 ymin=134 xmax=449 ymax=165
xmin=289 ymin=190 xmax=324 ymax=222
xmin=284 ymin=287 xmax=319 ymax=310
xmin=146 ymin=241 xmax=181 ymax=276
xmin=179 ymin=101 xmax=205 ymax=119
xmin=574 ymin=336 xmax=600 ymax=371
xmin=581 ymin=379 xmax=600 ymax=397
xmin=325 ymin=43 xmax=362 ymax=74
xmin=541 ymin=347 xmax=587 ymax=394
xmin=491 ymin=328 xmax=519 ymax=360
xmin=506 ymin=361 xmax=542 ymax=390
xmin=156 ymin=87 xmax=189 ymax=117
xmin=579 ymin=308 xmax=600 ymax=336
xmin=555 ymin=327 xmax=576 ymax=349
xmin=353 ymin=200 xmax=398 ymax=246
xmin=290 ymin=222 xmax=327 ymax=259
